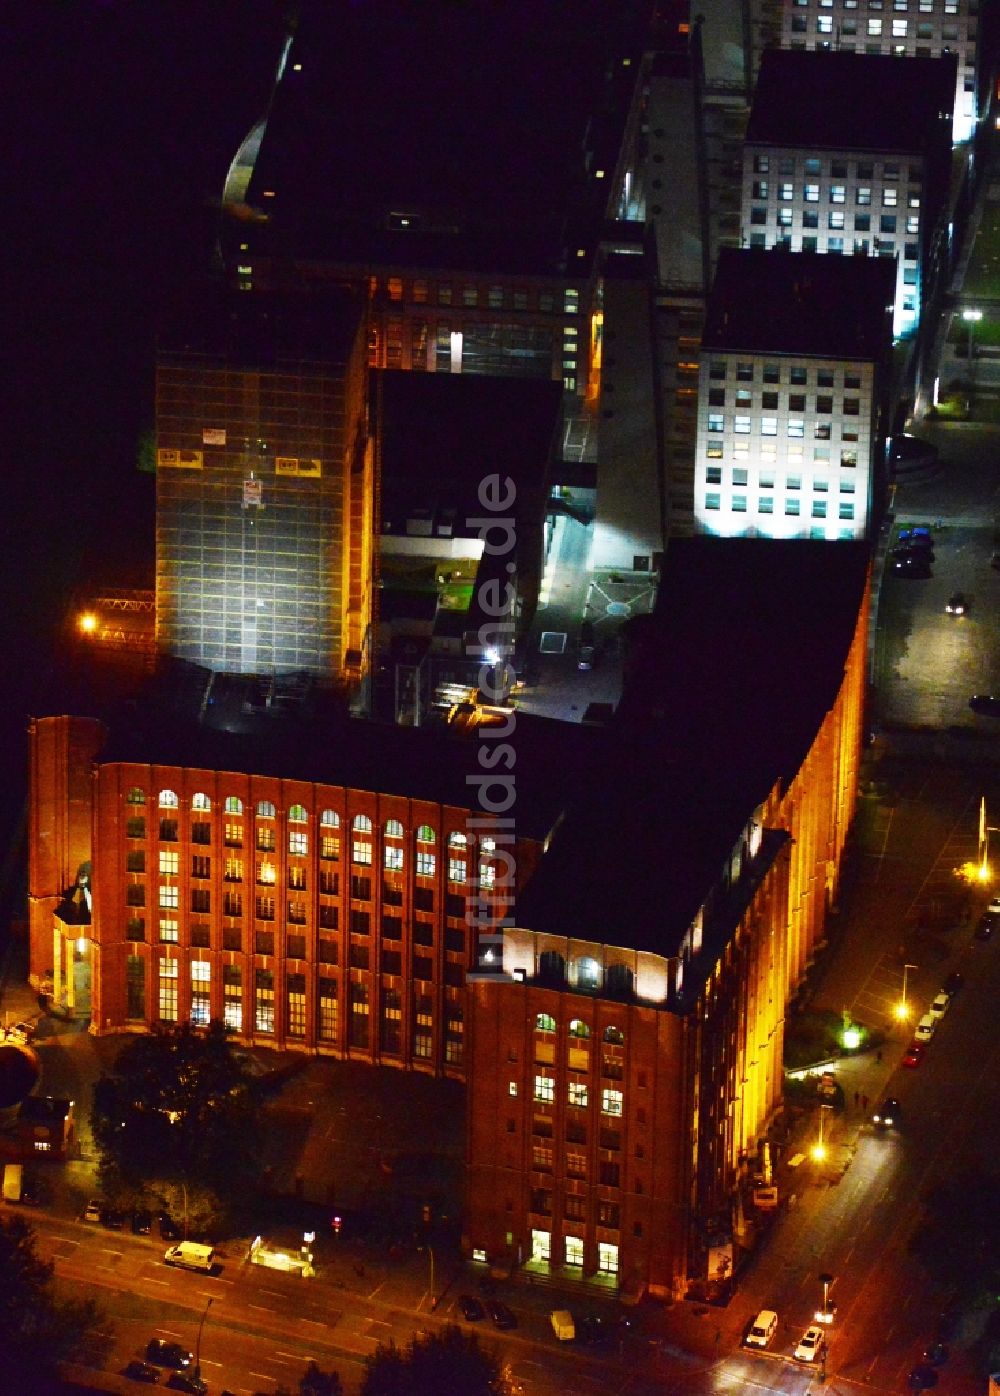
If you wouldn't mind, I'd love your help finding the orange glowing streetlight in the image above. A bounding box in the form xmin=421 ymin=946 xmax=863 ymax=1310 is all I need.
xmin=895 ymin=962 xmax=918 ymax=1021
xmin=78 ymin=612 xmax=98 ymax=635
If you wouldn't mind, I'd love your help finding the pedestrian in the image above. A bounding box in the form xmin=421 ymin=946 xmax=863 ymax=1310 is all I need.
xmin=854 ymin=1090 xmax=860 ymax=1110
xmin=861 ymin=1093 xmax=868 ymax=1112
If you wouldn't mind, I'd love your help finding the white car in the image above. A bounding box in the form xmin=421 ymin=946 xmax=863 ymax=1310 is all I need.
xmin=928 ymin=992 xmax=950 ymax=1021
xmin=914 ymin=1013 xmax=937 ymax=1043
xmin=83 ymin=1199 xmax=102 ymax=1223
xmin=745 ymin=1309 xmax=778 ymax=1348
xmin=794 ymin=1325 xmax=826 ymax=1363
xmin=988 ymin=896 xmax=1000 ymax=916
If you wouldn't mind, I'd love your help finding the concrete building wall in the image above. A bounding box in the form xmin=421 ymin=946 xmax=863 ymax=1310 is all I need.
xmin=693 ymin=349 xmax=877 ymax=539
xmin=741 ymin=144 xmax=928 ymax=337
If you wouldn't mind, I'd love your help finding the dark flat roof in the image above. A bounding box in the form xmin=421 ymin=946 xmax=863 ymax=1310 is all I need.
xmin=516 ymin=539 xmax=869 ymax=954
xmin=702 ymin=249 xmax=896 ymax=360
xmin=746 ymin=49 xmax=956 ymax=154
xmin=239 ymin=0 xmax=650 ymax=275
xmin=378 ymin=371 xmax=560 ymax=531
xmin=158 ymin=285 xmax=365 ymax=368
xmin=38 ymin=664 xmax=587 ymax=843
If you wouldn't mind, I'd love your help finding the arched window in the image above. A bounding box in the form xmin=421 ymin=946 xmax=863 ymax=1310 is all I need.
xmin=191 ymin=792 xmax=211 ymax=811
xmin=538 ymin=951 xmax=566 ymax=986
xmin=603 ymin=1026 xmax=625 ymax=1046
xmin=288 ymin=803 xmax=308 ymax=824
xmin=320 ymin=809 xmax=340 ymax=828
xmin=224 ymin=796 xmax=243 ymax=815
xmin=385 ymin=819 xmax=404 ymax=838
xmin=159 ymin=789 xmax=178 ymax=809
xmin=256 ymin=800 xmax=276 ymax=818
xmin=568 ymin=1019 xmax=590 ymax=1039
xmin=606 ymin=964 xmax=634 ymax=1000
xmin=570 ymin=957 xmax=602 ymax=992
xmin=448 ymin=831 xmax=467 ymax=848
xmin=126 ymin=787 xmax=145 ymax=805
xmin=352 ymin=814 xmax=372 ymax=833
xmin=535 ymin=1013 xmax=556 ymax=1033
xmin=416 ymin=824 xmax=435 ymax=843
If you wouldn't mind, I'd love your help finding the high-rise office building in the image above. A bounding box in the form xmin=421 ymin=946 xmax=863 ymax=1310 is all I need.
xmin=740 ymin=49 xmax=955 ymax=339
xmin=779 ymin=0 xmax=980 ymax=145
xmin=155 ymin=289 xmax=373 ymax=690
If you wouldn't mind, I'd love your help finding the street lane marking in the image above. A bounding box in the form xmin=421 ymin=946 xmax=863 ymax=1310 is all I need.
xmin=277 ymin=1351 xmax=312 ymax=1360
xmin=249 ymin=1303 xmax=275 ymax=1312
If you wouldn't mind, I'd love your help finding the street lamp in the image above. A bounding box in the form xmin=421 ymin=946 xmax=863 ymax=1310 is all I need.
xmin=811 ymin=1103 xmax=832 ymax=1163
xmin=962 ymin=308 xmax=982 ymax=396
xmin=420 ymin=1243 xmax=436 ymax=1310
xmin=194 ymin=1295 xmax=213 ymax=1379
xmin=815 ymin=1271 xmax=837 ymax=1325
xmin=895 ymin=963 xmax=918 ymax=1022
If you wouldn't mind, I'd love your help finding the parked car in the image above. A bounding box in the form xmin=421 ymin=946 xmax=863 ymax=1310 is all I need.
xmin=923 ymin=1342 xmax=949 ymax=1365
xmin=794 ymin=1325 xmax=826 ymax=1363
xmin=577 ymin=643 xmax=596 ymax=671
xmin=914 ymin=1013 xmax=937 ymax=1043
xmin=872 ymin=1097 xmax=901 ymax=1129
xmin=158 ymin=1213 xmax=182 ymax=1241
xmin=945 ymin=593 xmax=967 ymax=615
xmin=487 ymin=1299 xmax=517 ymax=1330
xmin=5 ymin=1022 xmax=35 ymax=1045
xmin=83 ymin=1198 xmax=102 ymax=1223
xmin=942 ymin=971 xmax=964 ymax=995
xmin=928 ymin=992 xmax=951 ymax=1021
xmin=988 ymin=896 xmax=1000 ymax=915
xmin=131 ymin=1210 xmax=153 ymax=1235
xmin=165 ymin=1375 xmax=206 ymax=1395
xmin=903 ymin=1042 xmax=925 ymax=1067
xmin=145 ymin=1339 xmax=192 ymax=1370
xmin=908 ymin=1364 xmax=939 ymax=1389
xmin=123 ymin=1360 xmax=161 ymax=1384
xmin=898 ymin=526 xmax=933 ymax=542
xmin=101 ymin=1207 xmax=126 ymax=1230
xmin=894 ymin=556 xmax=932 ymax=578
xmin=458 ymin=1294 xmax=484 ymax=1322
xmin=975 ymin=913 xmax=996 ymax=941
xmin=576 ymin=1315 xmax=610 ymax=1346
xmin=744 ymin=1309 xmax=778 ymax=1349
xmin=969 ymin=694 xmax=1000 ymax=717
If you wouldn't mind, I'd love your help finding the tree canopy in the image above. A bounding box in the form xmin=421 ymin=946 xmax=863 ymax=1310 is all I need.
xmin=361 ymin=1325 xmax=513 ymax=1396
xmin=0 ymin=1214 xmax=108 ymax=1393
xmin=90 ymin=1020 xmax=264 ymax=1223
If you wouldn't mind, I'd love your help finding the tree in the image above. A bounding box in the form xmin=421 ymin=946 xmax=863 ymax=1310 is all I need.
xmin=300 ymin=1360 xmax=344 ymax=1395
xmin=361 ymin=1325 xmax=513 ymax=1396
xmin=91 ymin=1021 xmax=264 ymax=1228
xmin=0 ymin=1214 xmax=109 ymax=1393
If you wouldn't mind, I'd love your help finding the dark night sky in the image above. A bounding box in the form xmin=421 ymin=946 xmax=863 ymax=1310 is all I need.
xmin=0 ymin=1 xmax=286 ymax=847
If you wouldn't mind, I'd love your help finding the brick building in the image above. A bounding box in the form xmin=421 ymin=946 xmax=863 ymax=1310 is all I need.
xmin=465 ymin=540 xmax=870 ymax=1297
xmin=29 ymin=699 xmax=580 ymax=1080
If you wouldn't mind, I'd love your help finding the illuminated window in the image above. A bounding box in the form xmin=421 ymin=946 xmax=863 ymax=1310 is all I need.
xmin=159 ymin=918 xmax=178 ymax=943
xmin=191 ymin=961 xmax=211 ymax=1026
xmin=256 ymin=800 xmax=275 ymax=818
xmin=448 ymin=857 xmax=466 ymax=883
xmin=602 ymin=1088 xmax=623 ymax=1116
xmin=255 ymin=969 xmax=275 ymax=1033
xmin=385 ymin=845 xmax=404 ymax=871
xmin=224 ymin=796 xmax=243 ymax=815
xmin=159 ymin=884 xmax=178 ymax=910
xmin=289 ymin=830 xmax=308 ymax=857
xmin=159 ymin=850 xmax=179 ymax=876
xmin=568 ymin=1081 xmax=589 ymax=1108
xmin=159 ymin=789 xmax=178 ymax=809
xmin=534 ymin=1074 xmax=555 ymax=1103
xmin=707 ymin=413 xmax=724 ymax=433
xmin=536 ymin=1013 xmax=556 ymax=1033
xmin=126 ymin=787 xmax=145 ymax=805
xmin=159 ymin=958 xmax=178 ymax=1022
xmin=191 ymin=792 xmax=211 ymax=811
xmin=320 ymin=809 xmax=340 ymax=827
